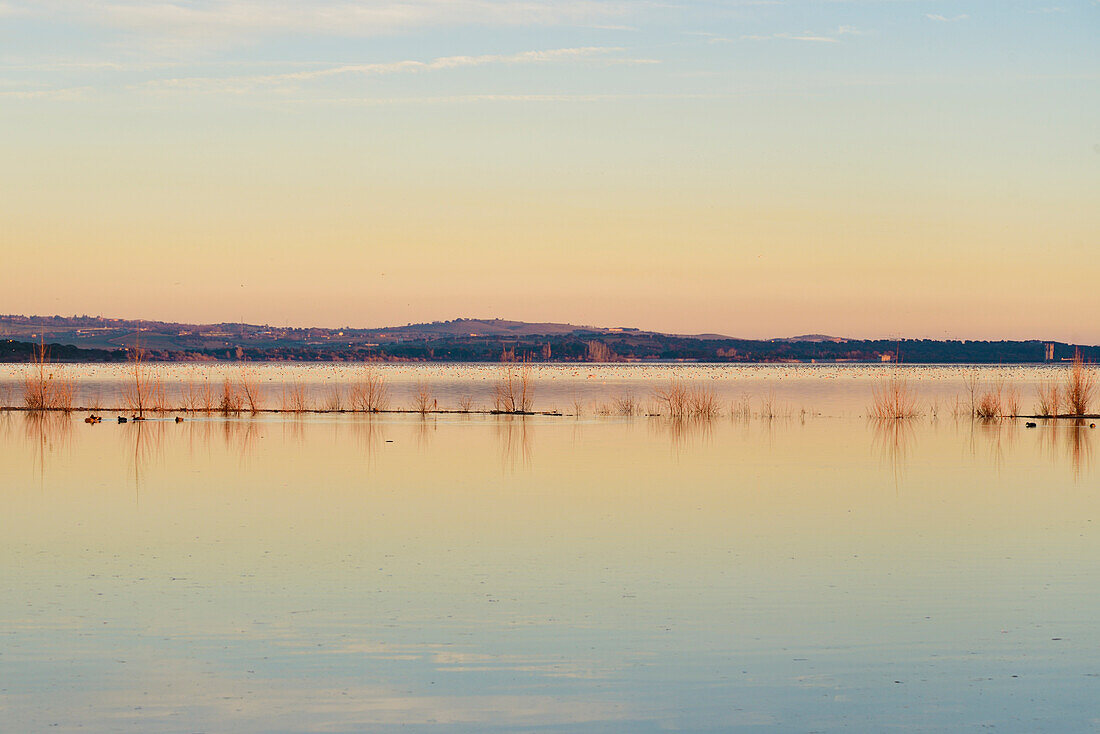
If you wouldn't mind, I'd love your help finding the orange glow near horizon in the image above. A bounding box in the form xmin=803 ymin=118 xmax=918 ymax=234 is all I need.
xmin=1 ymin=2 xmax=1096 ymax=341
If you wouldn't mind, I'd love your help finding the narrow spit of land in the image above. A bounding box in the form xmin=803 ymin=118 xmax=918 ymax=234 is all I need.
xmin=3 ymin=407 xmax=1098 ymax=422
xmin=0 ymin=407 xmax=564 ymax=416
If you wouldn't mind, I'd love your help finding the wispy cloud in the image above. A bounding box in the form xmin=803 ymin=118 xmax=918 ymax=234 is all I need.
xmin=0 ymin=86 xmax=89 ymax=100
xmin=737 ymin=26 xmax=866 ymax=44
xmin=134 ymin=46 xmax=655 ymax=94
xmin=281 ymin=47 xmax=640 ymax=81
xmin=15 ymin=0 xmax=644 ymax=40
xmin=925 ymin=13 xmax=969 ymax=22
xmin=298 ymin=92 xmax=733 ymax=106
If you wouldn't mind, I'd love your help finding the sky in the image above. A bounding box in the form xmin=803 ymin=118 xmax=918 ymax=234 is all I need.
xmin=1 ymin=1 xmax=1097 ymax=341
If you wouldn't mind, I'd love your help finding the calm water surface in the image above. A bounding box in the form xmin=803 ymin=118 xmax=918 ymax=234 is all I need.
xmin=1 ymin=366 xmax=1098 ymax=732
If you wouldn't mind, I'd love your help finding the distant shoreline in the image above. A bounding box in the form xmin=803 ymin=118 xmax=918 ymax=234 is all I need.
xmin=3 ymin=316 xmax=1097 ymax=365
xmin=2 ymin=339 xmax=1097 ymax=366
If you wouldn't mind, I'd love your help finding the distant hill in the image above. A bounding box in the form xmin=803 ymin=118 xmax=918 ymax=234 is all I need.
xmin=772 ymin=334 xmax=849 ymax=343
xmin=374 ymin=318 xmax=609 ymax=338
xmin=0 ymin=314 xmax=1095 ymax=364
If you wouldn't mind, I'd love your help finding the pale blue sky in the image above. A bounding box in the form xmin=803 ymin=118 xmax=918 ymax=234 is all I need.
xmin=1 ymin=1 xmax=1097 ymax=339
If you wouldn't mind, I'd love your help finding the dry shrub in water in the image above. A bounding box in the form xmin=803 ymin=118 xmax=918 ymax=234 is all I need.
xmin=760 ymin=390 xmax=780 ymax=419
xmin=198 ymin=379 xmax=216 ymax=412
xmin=1003 ymin=387 xmax=1020 ymax=418
xmin=963 ymin=372 xmax=981 ymax=417
xmin=1064 ymin=352 xmax=1096 ymax=417
xmin=654 ymin=379 xmax=689 ymax=418
xmin=150 ymin=370 xmax=169 ymax=412
xmin=457 ymin=394 xmax=474 ymax=413
xmin=53 ymin=374 xmax=75 ymax=412
xmin=870 ymin=377 xmax=919 ymax=419
xmin=731 ymin=394 xmax=753 ymax=420
xmin=122 ymin=344 xmax=152 ymax=417
xmin=219 ymin=378 xmax=244 ymax=414
xmin=518 ymin=363 xmax=533 ymax=412
xmin=323 ymin=384 xmax=344 ymax=412
xmin=238 ymin=368 xmax=265 ymax=412
xmin=281 ymin=381 xmax=310 ymax=412
xmin=613 ymin=394 xmax=637 ymax=416
xmin=413 ymin=380 xmax=434 ymax=415
xmin=494 ymin=363 xmax=533 ymax=413
xmin=972 ymin=380 xmax=1004 ymax=420
xmin=654 ymin=380 xmax=719 ymax=419
xmin=180 ymin=380 xmax=198 ymax=411
xmin=1036 ymin=382 xmax=1061 ymax=418
xmin=974 ymin=390 xmax=1002 ymax=420
xmin=688 ymin=387 xmax=720 ymax=418
xmin=349 ymin=368 xmax=389 ymax=412
xmin=21 ymin=342 xmax=52 ymax=410
xmin=22 ymin=341 xmax=74 ymax=411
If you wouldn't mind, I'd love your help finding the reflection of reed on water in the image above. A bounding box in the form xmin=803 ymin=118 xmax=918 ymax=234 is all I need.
xmin=22 ymin=411 xmax=73 ymax=480
xmin=221 ymin=418 xmax=262 ymax=461
xmin=649 ymin=414 xmax=716 ymax=452
xmin=281 ymin=416 xmax=307 ymax=446
xmin=415 ymin=416 xmax=437 ymax=449
xmin=182 ymin=416 xmax=264 ymax=461
xmin=970 ymin=418 xmax=1019 ymax=472
xmin=872 ymin=417 xmax=916 ymax=487
xmin=495 ymin=415 xmax=532 ymax=471
xmin=124 ymin=419 xmax=166 ymax=495
xmin=22 ymin=410 xmax=73 ymax=446
xmin=1038 ymin=419 xmax=1093 ymax=480
xmin=350 ymin=416 xmax=387 ymax=466
xmin=1067 ymin=422 xmax=1094 ymax=480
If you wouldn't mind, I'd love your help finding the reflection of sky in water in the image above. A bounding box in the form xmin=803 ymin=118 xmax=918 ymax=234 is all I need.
xmin=1 ymin=408 xmax=1098 ymax=732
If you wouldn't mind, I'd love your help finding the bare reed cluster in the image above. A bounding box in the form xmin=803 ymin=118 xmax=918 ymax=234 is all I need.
xmin=413 ymin=380 xmax=434 ymax=415
xmin=974 ymin=389 xmax=1001 ymax=420
xmin=1033 ymin=354 xmax=1094 ymax=417
xmin=730 ymin=395 xmax=753 ymax=420
xmin=21 ymin=342 xmax=74 ymax=411
xmin=1035 ymin=381 xmax=1061 ymax=418
xmin=1064 ymin=352 xmax=1096 ymax=417
xmin=612 ymin=394 xmax=638 ymax=416
xmin=323 ymin=383 xmax=344 ymax=411
xmin=759 ymin=390 xmax=784 ymax=419
xmin=237 ymin=368 xmax=265 ymax=412
xmin=493 ymin=363 xmax=533 ymax=413
xmin=121 ymin=344 xmax=154 ymax=417
xmin=870 ymin=377 xmax=919 ymax=419
xmin=653 ymin=379 xmax=721 ymax=419
xmin=349 ymin=368 xmax=389 ymax=412
xmin=219 ymin=378 xmax=245 ymax=413
xmin=281 ymin=381 xmax=311 ymax=412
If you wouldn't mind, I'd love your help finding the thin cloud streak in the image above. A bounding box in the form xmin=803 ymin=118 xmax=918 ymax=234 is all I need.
xmin=298 ymin=92 xmax=734 ymax=105
xmin=14 ymin=0 xmax=646 ymax=39
xmin=741 ymin=32 xmax=840 ymax=43
xmin=132 ymin=47 xmax=655 ymax=94
xmin=718 ymin=25 xmax=866 ymax=44
xmin=0 ymin=86 xmax=90 ymax=100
